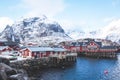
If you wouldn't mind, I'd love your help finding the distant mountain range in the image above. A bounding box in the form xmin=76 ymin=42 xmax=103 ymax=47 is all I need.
xmin=66 ymin=29 xmax=102 ymax=39
xmin=0 ymin=16 xmax=120 ymax=45
xmin=66 ymin=19 xmax=120 ymax=44
xmin=104 ymin=20 xmax=120 ymax=44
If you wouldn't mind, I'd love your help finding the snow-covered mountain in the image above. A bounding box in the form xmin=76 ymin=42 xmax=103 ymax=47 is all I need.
xmin=1 ymin=16 xmax=120 ymax=45
xmin=67 ymin=19 xmax=120 ymax=44
xmin=66 ymin=29 xmax=85 ymax=39
xmin=0 ymin=16 xmax=72 ymax=46
xmin=67 ymin=29 xmax=103 ymax=40
xmin=103 ymin=19 xmax=120 ymax=44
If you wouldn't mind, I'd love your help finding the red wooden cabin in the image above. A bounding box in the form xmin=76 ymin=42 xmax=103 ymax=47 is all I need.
xmin=20 ymin=46 xmax=67 ymax=58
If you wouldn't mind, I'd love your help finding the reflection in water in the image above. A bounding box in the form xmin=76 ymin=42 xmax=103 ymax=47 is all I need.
xmin=35 ymin=55 xmax=120 ymax=80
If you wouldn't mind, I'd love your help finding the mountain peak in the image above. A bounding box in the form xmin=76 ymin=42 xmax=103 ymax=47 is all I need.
xmin=0 ymin=16 xmax=71 ymax=46
xmin=23 ymin=15 xmax=47 ymax=22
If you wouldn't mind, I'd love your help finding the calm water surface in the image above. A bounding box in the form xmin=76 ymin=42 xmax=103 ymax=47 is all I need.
xmin=35 ymin=55 xmax=120 ymax=80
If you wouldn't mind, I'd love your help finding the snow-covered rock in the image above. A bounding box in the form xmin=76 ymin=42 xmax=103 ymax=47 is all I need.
xmin=1 ymin=16 xmax=120 ymax=44
xmin=103 ymin=19 xmax=120 ymax=44
xmin=67 ymin=29 xmax=103 ymax=40
xmin=67 ymin=19 xmax=120 ymax=44
xmin=0 ymin=16 xmax=72 ymax=46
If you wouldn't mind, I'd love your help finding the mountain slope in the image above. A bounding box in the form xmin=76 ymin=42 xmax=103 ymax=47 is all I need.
xmin=102 ymin=19 xmax=120 ymax=44
xmin=66 ymin=19 xmax=120 ymax=44
xmin=67 ymin=29 xmax=103 ymax=40
xmin=0 ymin=16 xmax=72 ymax=46
xmin=1 ymin=16 xmax=120 ymax=45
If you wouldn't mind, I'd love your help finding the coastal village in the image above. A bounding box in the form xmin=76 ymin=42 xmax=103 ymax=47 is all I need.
xmin=0 ymin=38 xmax=120 ymax=80
xmin=61 ymin=38 xmax=119 ymax=58
xmin=0 ymin=38 xmax=119 ymax=61
xmin=1 ymin=0 xmax=120 ymax=80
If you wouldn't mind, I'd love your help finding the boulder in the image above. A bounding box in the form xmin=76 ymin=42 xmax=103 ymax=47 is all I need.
xmin=8 ymin=69 xmax=29 ymax=80
xmin=0 ymin=63 xmax=17 ymax=76
xmin=0 ymin=57 xmax=10 ymax=65
xmin=9 ymin=73 xmax=29 ymax=80
xmin=0 ymin=63 xmax=13 ymax=71
xmin=6 ymin=69 xmax=17 ymax=76
xmin=0 ymin=70 xmax=8 ymax=80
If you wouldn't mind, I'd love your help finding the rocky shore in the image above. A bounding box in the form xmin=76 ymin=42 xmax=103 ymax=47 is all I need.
xmin=10 ymin=57 xmax=76 ymax=75
xmin=0 ymin=63 xmax=30 ymax=80
xmin=0 ymin=55 xmax=76 ymax=80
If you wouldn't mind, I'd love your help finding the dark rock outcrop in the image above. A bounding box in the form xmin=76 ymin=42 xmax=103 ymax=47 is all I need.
xmin=0 ymin=63 xmax=29 ymax=80
xmin=0 ymin=70 xmax=8 ymax=80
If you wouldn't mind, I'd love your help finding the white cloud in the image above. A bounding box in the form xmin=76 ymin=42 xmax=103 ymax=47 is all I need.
xmin=55 ymin=19 xmax=87 ymax=32
xmin=18 ymin=0 xmax=93 ymax=33
xmin=56 ymin=19 xmax=77 ymax=31
xmin=20 ymin=0 xmax=66 ymax=18
xmin=0 ymin=17 xmax=13 ymax=32
xmin=5 ymin=0 xmax=88 ymax=33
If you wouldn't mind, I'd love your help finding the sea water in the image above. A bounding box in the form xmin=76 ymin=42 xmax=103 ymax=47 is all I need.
xmin=35 ymin=55 xmax=120 ymax=80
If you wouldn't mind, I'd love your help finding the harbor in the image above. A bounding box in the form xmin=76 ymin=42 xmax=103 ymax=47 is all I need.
xmin=0 ymin=49 xmax=119 ymax=80
xmin=32 ymin=55 xmax=120 ymax=80
xmin=0 ymin=39 xmax=120 ymax=80
xmin=0 ymin=51 xmax=77 ymax=80
xmin=1 ymin=0 xmax=120 ymax=79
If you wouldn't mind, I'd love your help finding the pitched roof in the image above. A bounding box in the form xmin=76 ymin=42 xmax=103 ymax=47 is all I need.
xmin=52 ymin=47 xmax=67 ymax=52
xmin=24 ymin=46 xmax=67 ymax=52
xmin=87 ymin=41 xmax=102 ymax=47
xmin=100 ymin=46 xmax=117 ymax=49
xmin=28 ymin=46 xmax=54 ymax=52
xmin=96 ymin=42 xmax=102 ymax=47
xmin=0 ymin=46 xmax=9 ymax=50
xmin=70 ymin=42 xmax=83 ymax=46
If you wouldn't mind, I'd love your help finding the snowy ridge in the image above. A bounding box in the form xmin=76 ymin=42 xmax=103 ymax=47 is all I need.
xmin=0 ymin=16 xmax=72 ymax=46
xmin=67 ymin=19 xmax=120 ymax=44
xmin=67 ymin=29 xmax=103 ymax=40
xmin=103 ymin=19 xmax=120 ymax=44
xmin=1 ymin=16 xmax=120 ymax=44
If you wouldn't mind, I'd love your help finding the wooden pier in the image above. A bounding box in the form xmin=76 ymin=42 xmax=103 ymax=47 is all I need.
xmin=9 ymin=53 xmax=77 ymax=73
xmin=49 ymin=53 xmax=77 ymax=67
xmin=78 ymin=52 xmax=117 ymax=58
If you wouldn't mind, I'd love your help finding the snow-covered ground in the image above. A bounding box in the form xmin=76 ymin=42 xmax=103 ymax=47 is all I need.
xmin=0 ymin=52 xmax=27 ymax=63
xmin=10 ymin=56 xmax=27 ymax=63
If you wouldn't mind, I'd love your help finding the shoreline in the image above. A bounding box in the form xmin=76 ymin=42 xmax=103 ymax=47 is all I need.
xmin=0 ymin=54 xmax=118 ymax=80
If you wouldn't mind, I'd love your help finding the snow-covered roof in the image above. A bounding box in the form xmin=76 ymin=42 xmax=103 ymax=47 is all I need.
xmin=28 ymin=46 xmax=54 ymax=52
xmin=100 ymin=46 xmax=117 ymax=49
xmin=0 ymin=46 xmax=9 ymax=50
xmin=10 ymin=56 xmax=27 ymax=63
xmin=52 ymin=47 xmax=67 ymax=52
xmin=0 ymin=39 xmax=7 ymax=42
xmin=23 ymin=46 xmax=67 ymax=52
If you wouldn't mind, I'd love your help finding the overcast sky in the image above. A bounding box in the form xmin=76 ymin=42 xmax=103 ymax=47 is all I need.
xmin=0 ymin=0 xmax=120 ymax=32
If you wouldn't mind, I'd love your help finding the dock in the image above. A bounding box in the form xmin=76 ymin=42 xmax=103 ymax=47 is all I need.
xmin=8 ymin=53 xmax=77 ymax=76
xmin=83 ymin=52 xmax=117 ymax=58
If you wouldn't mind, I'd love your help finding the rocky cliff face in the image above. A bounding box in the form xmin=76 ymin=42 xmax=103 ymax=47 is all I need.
xmin=0 ymin=16 xmax=72 ymax=46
